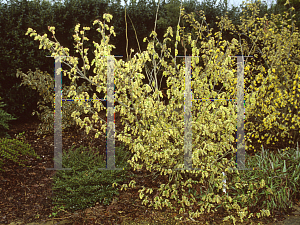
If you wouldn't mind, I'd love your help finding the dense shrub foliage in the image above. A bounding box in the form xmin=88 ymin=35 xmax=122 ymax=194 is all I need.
xmin=50 ymin=143 xmax=135 ymax=213
xmin=0 ymin=136 xmax=41 ymax=172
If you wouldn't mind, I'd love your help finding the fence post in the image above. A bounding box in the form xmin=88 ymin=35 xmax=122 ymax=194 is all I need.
xmin=45 ymin=55 xmax=123 ymax=171
xmin=165 ymin=55 xmax=257 ymax=174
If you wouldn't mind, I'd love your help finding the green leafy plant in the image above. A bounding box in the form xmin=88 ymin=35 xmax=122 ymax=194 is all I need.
xmin=0 ymin=96 xmax=17 ymax=139
xmin=50 ymin=143 xmax=135 ymax=215
xmin=14 ymin=131 xmax=26 ymax=142
xmin=0 ymin=136 xmax=41 ymax=172
xmin=222 ymin=142 xmax=300 ymax=219
xmin=49 ymin=205 xmax=68 ymax=218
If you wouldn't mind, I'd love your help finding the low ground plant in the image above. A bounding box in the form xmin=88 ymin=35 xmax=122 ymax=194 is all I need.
xmin=219 ymin=143 xmax=300 ymax=222
xmin=0 ymin=133 xmax=41 ymax=172
xmin=50 ymin=142 xmax=135 ymax=215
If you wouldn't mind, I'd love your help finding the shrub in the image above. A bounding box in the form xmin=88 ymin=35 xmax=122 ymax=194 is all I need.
xmin=0 ymin=136 xmax=41 ymax=172
xmin=225 ymin=143 xmax=300 ymax=216
xmin=15 ymin=69 xmax=93 ymax=137
xmin=22 ymin=1 xmax=300 ymax=224
xmin=50 ymin=143 xmax=135 ymax=214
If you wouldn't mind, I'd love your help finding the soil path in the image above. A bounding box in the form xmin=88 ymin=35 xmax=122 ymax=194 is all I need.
xmin=7 ymin=200 xmax=300 ymax=225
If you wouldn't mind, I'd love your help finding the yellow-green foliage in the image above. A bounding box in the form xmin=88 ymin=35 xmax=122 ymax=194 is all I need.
xmin=15 ymin=68 xmax=94 ymax=137
xmin=0 ymin=137 xmax=41 ymax=171
xmin=21 ymin=0 xmax=299 ymax=224
xmin=234 ymin=0 xmax=300 ymax=152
